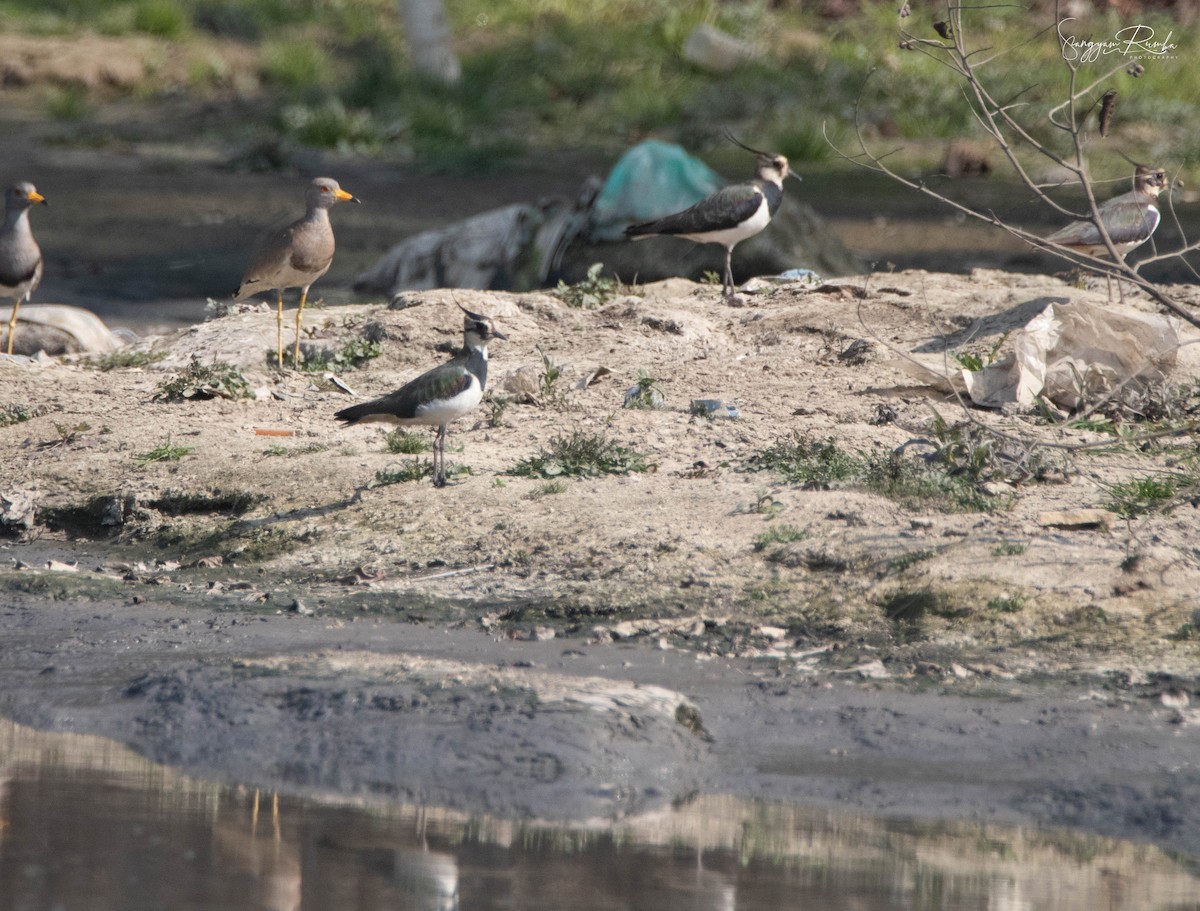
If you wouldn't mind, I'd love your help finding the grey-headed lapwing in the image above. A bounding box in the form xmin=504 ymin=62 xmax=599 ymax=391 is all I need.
xmin=1 ymin=182 xmax=46 ymax=356
xmin=624 ymin=136 xmax=797 ymax=298
xmin=235 ymin=177 xmax=360 ymax=368
xmin=1045 ymin=164 xmax=1167 ymax=301
xmin=335 ymin=305 xmax=506 ymax=488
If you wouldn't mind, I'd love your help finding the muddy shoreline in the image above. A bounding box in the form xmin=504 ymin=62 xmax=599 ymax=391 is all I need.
xmin=1 ymin=588 xmax=1198 ymax=855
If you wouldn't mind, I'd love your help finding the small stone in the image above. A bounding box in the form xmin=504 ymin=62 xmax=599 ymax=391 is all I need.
xmin=289 ymin=599 xmax=314 ymax=616
xmin=1036 ymin=509 xmax=1111 ymax=529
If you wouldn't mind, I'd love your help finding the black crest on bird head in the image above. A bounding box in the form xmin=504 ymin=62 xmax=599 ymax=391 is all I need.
xmin=458 ymin=302 xmax=507 ymax=343
xmin=722 ymin=129 xmax=792 ymax=183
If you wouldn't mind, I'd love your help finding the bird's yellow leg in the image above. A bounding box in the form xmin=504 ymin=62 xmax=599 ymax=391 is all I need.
xmin=6 ymin=299 xmax=19 ymax=355
xmin=293 ymin=287 xmax=307 ymax=366
xmin=275 ymin=291 xmax=284 ymax=368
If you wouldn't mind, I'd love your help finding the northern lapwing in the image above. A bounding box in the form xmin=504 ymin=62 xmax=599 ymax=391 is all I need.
xmin=0 ymin=182 xmax=46 ymax=356
xmin=334 ymin=305 xmax=506 ymax=488
xmin=235 ymin=177 xmax=360 ymax=368
xmin=1045 ymin=164 xmax=1167 ymax=302
xmin=624 ymin=135 xmax=798 ymax=299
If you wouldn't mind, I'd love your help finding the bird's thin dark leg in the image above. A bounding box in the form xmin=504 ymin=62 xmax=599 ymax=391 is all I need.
xmin=275 ymin=290 xmax=284 ymax=368
xmin=723 ymin=247 xmax=734 ymax=298
xmin=434 ymin=424 xmax=447 ymax=487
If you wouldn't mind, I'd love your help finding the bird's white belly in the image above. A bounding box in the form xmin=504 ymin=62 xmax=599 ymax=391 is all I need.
xmin=414 ymin=382 xmax=483 ymax=425
xmin=682 ymin=197 xmax=771 ymax=247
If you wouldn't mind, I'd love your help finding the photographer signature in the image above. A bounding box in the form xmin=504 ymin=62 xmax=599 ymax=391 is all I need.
xmin=1058 ymin=19 xmax=1177 ymax=63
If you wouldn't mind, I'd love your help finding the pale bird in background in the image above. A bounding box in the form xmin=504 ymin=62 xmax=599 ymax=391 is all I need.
xmin=1045 ymin=164 xmax=1167 ymax=302
xmin=234 ymin=177 xmax=360 ymax=368
xmin=0 ymin=182 xmax=47 ymax=356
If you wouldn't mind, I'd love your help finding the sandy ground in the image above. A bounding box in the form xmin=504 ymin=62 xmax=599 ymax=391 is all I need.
xmin=3 ymin=271 xmax=1200 ymax=855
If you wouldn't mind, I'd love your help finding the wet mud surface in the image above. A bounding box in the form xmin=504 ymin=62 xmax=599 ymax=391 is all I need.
xmin=1 ymin=592 xmax=1198 ymax=854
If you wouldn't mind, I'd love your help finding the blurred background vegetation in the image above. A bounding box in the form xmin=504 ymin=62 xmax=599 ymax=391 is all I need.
xmin=0 ymin=0 xmax=1196 ymax=178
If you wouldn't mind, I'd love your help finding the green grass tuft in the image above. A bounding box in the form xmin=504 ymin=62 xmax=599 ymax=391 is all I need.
xmin=385 ymin=430 xmax=429 ymax=454
xmin=555 ymin=262 xmax=619 ymax=309
xmin=82 ymin=349 xmax=164 ymax=370
xmin=154 ymin=359 xmax=253 ymax=402
xmin=0 ymin=403 xmax=45 ymax=427
xmin=752 ymin=524 xmax=808 ymax=552
xmin=134 ymin=436 xmax=194 ymax=467
xmin=1103 ymin=475 xmax=1181 ymax=520
xmin=509 ymin=431 xmax=652 ymax=479
xmin=747 ymin=433 xmax=861 ymax=489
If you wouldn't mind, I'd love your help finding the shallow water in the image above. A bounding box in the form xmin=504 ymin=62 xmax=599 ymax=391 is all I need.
xmin=3 ymin=721 xmax=1199 ymax=911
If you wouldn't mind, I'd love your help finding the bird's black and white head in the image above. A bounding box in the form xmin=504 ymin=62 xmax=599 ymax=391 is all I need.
xmin=307 ymin=177 xmax=360 ymax=210
xmin=753 ymin=152 xmax=793 ymax=188
xmin=459 ymin=304 xmax=507 ymax=353
xmin=723 ymin=131 xmax=797 ymax=189
xmin=1132 ymin=164 xmax=1168 ymax=198
xmin=6 ymin=182 xmax=46 ymax=213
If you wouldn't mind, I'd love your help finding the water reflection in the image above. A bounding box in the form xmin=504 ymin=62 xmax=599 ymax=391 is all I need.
xmin=2 ymin=719 xmax=1198 ymax=911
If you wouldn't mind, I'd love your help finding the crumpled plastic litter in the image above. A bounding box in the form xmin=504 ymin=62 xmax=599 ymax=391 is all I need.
xmin=588 ymin=140 xmax=725 ymax=242
xmin=905 ymin=300 xmax=1199 ymax=410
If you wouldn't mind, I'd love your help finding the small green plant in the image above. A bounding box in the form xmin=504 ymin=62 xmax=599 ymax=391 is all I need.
xmin=750 ymin=430 xmax=1008 ymax=513
xmin=154 ymin=359 xmax=253 ymax=402
xmin=747 ymin=433 xmax=862 ymax=489
xmin=987 ymin=594 xmax=1027 ymax=613
xmin=536 ymin=480 xmax=567 ymax=497
xmin=47 ymin=87 xmax=90 ymax=121
xmin=700 ymin=270 xmax=722 ymax=286
xmin=745 ymin=490 xmax=783 ymax=517
xmin=262 ymin=442 xmax=329 ymax=458
xmin=385 ymin=430 xmax=430 ymax=454
xmin=133 ymin=0 xmax=189 ymax=38
xmin=861 ymin=450 xmax=1004 ymax=513
xmin=280 ymin=99 xmax=383 ymax=152
xmin=82 ymin=349 xmax=164 ymax=371
xmin=509 ymin=431 xmax=652 ymax=479
xmin=0 ymin=403 xmax=43 ymax=427
xmin=992 ymin=541 xmax=1027 ymax=557
xmin=134 ymin=436 xmax=194 ymax=467
xmin=624 ymin=370 xmax=665 ymax=410
xmin=262 ymin=38 xmax=331 ymax=89
xmin=555 ymin=262 xmax=618 ymax=309
xmin=483 ymin=392 xmax=511 ymax=427
xmin=45 ymin=422 xmax=90 ymax=448
xmin=952 ymin=332 xmax=1008 ymax=372
xmin=371 ymin=461 xmax=435 ymax=486
xmin=1103 ymin=475 xmax=1179 ymax=520
xmin=752 ymin=524 xmax=808 ymax=552
xmin=277 ymin=337 xmax=382 ymax=373
xmin=535 ymin=347 xmax=569 ymax=409
xmin=1169 ymin=622 xmax=1200 ymax=641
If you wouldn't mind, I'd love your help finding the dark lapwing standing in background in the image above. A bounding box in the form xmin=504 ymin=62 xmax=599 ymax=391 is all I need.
xmin=624 ymin=135 xmax=798 ymax=299
xmin=1045 ymin=164 xmax=1167 ymax=302
xmin=335 ymin=305 xmax=506 ymax=488
xmin=234 ymin=176 xmax=360 ymax=368
xmin=1 ymin=181 xmax=47 ymax=356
